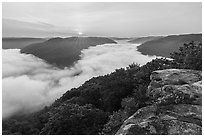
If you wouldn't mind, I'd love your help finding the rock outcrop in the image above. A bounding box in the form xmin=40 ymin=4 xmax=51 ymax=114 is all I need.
xmin=116 ymin=69 xmax=202 ymax=135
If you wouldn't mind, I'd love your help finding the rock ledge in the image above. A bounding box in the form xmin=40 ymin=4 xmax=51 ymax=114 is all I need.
xmin=116 ymin=69 xmax=202 ymax=135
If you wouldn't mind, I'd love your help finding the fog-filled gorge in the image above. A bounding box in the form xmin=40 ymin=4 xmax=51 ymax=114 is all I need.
xmin=2 ymin=2 xmax=202 ymax=135
xmin=2 ymin=42 xmax=158 ymax=119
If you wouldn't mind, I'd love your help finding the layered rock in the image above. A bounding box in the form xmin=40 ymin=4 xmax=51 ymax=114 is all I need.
xmin=116 ymin=69 xmax=202 ymax=135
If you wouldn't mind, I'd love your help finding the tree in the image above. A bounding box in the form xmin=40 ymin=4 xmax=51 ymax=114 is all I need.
xmin=171 ymin=41 xmax=202 ymax=70
xmin=40 ymin=103 xmax=108 ymax=135
xmin=102 ymin=109 xmax=128 ymax=135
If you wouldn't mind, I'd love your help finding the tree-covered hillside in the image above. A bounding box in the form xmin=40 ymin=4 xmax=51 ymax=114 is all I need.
xmin=20 ymin=37 xmax=117 ymax=68
xmin=128 ymin=36 xmax=163 ymax=44
xmin=137 ymin=34 xmax=201 ymax=57
xmin=2 ymin=37 xmax=45 ymax=49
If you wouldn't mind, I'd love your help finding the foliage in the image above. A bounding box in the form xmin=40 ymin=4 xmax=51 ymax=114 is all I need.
xmin=121 ymin=97 xmax=139 ymax=116
xmin=2 ymin=107 xmax=50 ymax=135
xmin=171 ymin=41 xmax=202 ymax=70
xmin=40 ymin=103 xmax=108 ymax=135
xmin=101 ymin=109 xmax=128 ymax=135
xmin=2 ymin=119 xmax=39 ymax=135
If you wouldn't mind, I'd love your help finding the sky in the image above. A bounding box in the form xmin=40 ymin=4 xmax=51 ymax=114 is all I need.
xmin=2 ymin=2 xmax=202 ymax=37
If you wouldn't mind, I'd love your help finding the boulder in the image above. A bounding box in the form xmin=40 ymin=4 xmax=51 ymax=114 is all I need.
xmin=148 ymin=69 xmax=201 ymax=92
xmin=116 ymin=69 xmax=202 ymax=135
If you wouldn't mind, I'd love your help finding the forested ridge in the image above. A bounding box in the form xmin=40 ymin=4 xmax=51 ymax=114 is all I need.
xmin=137 ymin=34 xmax=202 ymax=57
xmin=20 ymin=37 xmax=117 ymax=68
xmin=2 ymin=41 xmax=202 ymax=135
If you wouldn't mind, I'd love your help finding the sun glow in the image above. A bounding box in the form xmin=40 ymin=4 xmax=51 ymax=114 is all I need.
xmin=78 ymin=32 xmax=83 ymax=35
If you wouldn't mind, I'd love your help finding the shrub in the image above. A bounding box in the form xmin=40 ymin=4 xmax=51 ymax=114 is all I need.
xmin=40 ymin=103 xmax=108 ymax=135
xmin=171 ymin=41 xmax=202 ymax=70
xmin=102 ymin=109 xmax=128 ymax=135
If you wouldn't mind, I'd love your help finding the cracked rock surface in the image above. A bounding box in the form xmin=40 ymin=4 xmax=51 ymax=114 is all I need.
xmin=116 ymin=69 xmax=202 ymax=135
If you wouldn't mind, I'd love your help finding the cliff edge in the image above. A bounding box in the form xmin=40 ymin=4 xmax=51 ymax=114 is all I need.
xmin=116 ymin=69 xmax=202 ymax=135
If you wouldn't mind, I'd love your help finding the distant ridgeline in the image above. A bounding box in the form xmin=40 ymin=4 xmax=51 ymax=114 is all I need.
xmin=136 ymin=34 xmax=202 ymax=57
xmin=2 ymin=37 xmax=46 ymax=49
xmin=128 ymin=36 xmax=163 ymax=44
xmin=21 ymin=37 xmax=117 ymax=68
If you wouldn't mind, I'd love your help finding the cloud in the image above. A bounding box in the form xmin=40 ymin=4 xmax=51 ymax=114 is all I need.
xmin=3 ymin=3 xmax=202 ymax=37
xmin=2 ymin=42 xmax=157 ymax=119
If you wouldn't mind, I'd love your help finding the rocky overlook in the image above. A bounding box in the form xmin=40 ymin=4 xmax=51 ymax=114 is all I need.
xmin=116 ymin=69 xmax=202 ymax=135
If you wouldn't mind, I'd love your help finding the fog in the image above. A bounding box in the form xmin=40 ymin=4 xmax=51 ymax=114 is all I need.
xmin=2 ymin=42 xmax=158 ymax=119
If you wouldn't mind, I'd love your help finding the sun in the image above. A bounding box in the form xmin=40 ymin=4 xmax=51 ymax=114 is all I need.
xmin=78 ymin=32 xmax=83 ymax=35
